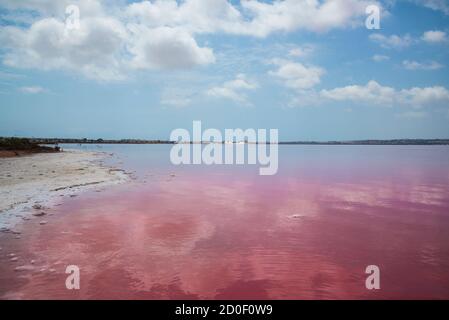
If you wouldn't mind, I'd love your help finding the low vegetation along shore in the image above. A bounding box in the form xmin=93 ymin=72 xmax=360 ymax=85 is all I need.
xmin=2 ymin=137 xmax=449 ymax=146
xmin=0 ymin=137 xmax=60 ymax=158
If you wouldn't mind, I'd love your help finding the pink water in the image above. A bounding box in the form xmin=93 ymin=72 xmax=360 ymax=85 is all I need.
xmin=1 ymin=145 xmax=449 ymax=299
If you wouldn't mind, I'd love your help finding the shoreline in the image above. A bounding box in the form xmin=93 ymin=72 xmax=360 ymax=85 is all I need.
xmin=2 ymin=137 xmax=449 ymax=146
xmin=0 ymin=149 xmax=130 ymax=231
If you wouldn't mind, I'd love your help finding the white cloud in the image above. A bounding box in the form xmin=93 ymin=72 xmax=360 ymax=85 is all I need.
xmin=238 ymin=0 xmax=378 ymax=36
xmin=125 ymin=0 xmax=378 ymax=37
xmin=0 ymin=17 xmax=215 ymax=81
xmin=288 ymin=45 xmax=314 ymax=58
xmin=399 ymin=86 xmax=449 ymax=106
xmin=0 ymin=0 xmax=383 ymax=81
xmin=0 ymin=0 xmax=436 ymax=84
xmin=422 ymin=30 xmax=447 ymax=43
xmin=414 ymin=0 xmax=449 ymax=15
xmin=321 ymin=80 xmax=396 ymax=105
xmin=128 ymin=26 xmax=215 ymax=70
xmin=125 ymin=0 xmax=243 ymax=35
xmin=320 ymin=80 xmax=449 ymax=108
xmin=1 ymin=17 xmax=128 ymax=81
xmin=207 ymin=74 xmax=258 ymax=105
xmin=0 ymin=0 xmax=380 ymax=36
xmin=370 ymin=30 xmax=448 ymax=49
xmin=1 ymin=0 xmax=220 ymax=81
xmin=19 ymin=86 xmax=45 ymax=94
xmin=402 ymin=60 xmax=443 ymax=70
xmin=269 ymin=59 xmax=325 ymax=90
xmin=0 ymin=0 xmax=103 ymax=17
xmin=369 ymin=33 xmax=414 ymax=49
xmin=372 ymin=54 xmax=390 ymax=62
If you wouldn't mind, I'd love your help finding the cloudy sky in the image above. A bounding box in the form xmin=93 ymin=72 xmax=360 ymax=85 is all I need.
xmin=0 ymin=0 xmax=448 ymax=140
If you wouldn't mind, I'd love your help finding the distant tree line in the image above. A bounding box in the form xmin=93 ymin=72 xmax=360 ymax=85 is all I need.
xmin=1 ymin=137 xmax=448 ymax=146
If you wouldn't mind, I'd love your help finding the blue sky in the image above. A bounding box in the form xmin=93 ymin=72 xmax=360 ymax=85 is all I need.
xmin=0 ymin=0 xmax=449 ymax=141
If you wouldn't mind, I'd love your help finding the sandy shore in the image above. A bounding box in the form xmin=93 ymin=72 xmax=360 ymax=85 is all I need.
xmin=0 ymin=150 xmax=129 ymax=230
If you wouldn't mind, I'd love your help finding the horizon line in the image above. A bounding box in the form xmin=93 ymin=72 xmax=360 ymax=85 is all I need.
xmin=2 ymin=137 xmax=449 ymax=145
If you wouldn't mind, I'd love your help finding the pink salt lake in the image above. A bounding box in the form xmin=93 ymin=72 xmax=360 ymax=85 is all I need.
xmin=1 ymin=145 xmax=449 ymax=299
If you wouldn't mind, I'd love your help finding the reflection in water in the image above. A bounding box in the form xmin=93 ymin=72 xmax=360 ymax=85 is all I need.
xmin=1 ymin=145 xmax=449 ymax=299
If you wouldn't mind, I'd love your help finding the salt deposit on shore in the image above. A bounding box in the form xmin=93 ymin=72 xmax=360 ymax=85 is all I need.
xmin=0 ymin=149 xmax=129 ymax=230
